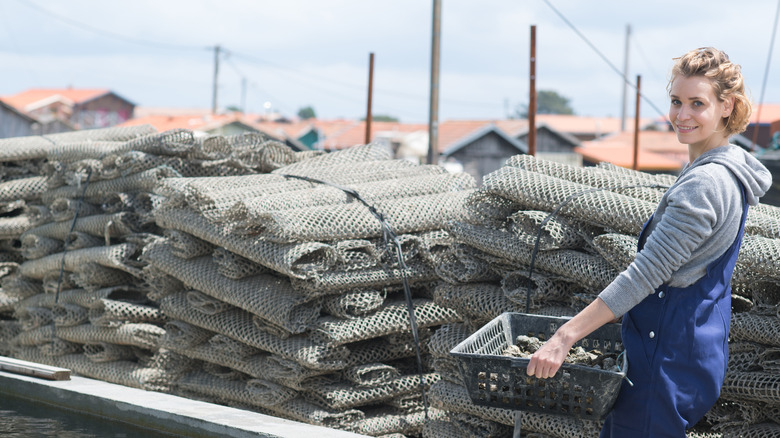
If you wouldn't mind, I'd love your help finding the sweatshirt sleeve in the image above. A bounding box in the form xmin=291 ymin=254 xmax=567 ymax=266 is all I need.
xmin=598 ymin=169 xmax=725 ymax=317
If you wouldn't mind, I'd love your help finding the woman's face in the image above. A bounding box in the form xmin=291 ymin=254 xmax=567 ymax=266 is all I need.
xmin=669 ymin=75 xmax=732 ymax=154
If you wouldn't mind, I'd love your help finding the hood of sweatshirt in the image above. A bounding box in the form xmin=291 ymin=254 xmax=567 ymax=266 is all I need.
xmin=683 ymin=145 xmax=772 ymax=206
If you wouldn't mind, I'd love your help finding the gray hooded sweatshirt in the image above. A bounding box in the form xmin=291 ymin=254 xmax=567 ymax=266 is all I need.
xmin=598 ymin=144 xmax=773 ymax=318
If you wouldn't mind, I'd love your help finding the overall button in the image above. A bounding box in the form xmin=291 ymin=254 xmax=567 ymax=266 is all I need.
xmin=658 ymin=291 xmax=665 ymax=299
xmin=649 ymin=331 xmax=655 ymax=339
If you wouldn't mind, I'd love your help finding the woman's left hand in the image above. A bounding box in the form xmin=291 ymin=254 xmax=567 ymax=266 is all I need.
xmin=526 ymin=332 xmax=573 ymax=379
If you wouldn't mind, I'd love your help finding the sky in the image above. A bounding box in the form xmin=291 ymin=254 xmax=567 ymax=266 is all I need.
xmin=1 ymin=0 xmax=778 ymax=124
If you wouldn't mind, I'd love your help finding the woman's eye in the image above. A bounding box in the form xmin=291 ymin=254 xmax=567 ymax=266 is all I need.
xmin=671 ymin=99 xmax=681 ymax=105
xmin=693 ymin=101 xmax=704 ymax=107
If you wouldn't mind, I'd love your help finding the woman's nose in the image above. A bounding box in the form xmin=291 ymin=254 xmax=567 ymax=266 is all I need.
xmin=676 ymin=106 xmax=689 ymax=121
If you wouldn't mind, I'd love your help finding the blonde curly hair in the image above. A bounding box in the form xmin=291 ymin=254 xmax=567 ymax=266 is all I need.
xmin=667 ymin=47 xmax=752 ymax=136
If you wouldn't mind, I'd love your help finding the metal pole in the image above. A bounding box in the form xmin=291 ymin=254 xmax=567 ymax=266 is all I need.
xmin=633 ymin=75 xmax=641 ymax=170
xmin=528 ymin=25 xmax=537 ymax=156
xmin=241 ymin=77 xmax=247 ymax=113
xmin=212 ymin=45 xmax=220 ymax=114
xmin=621 ymin=25 xmax=631 ymax=132
xmin=751 ymin=0 xmax=780 ymax=150
xmin=365 ymin=52 xmax=375 ymax=145
xmin=427 ymin=0 xmax=441 ymax=165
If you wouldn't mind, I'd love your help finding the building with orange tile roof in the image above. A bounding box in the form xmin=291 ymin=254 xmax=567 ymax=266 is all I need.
xmin=576 ymin=130 xmax=690 ymax=173
xmin=744 ymin=103 xmax=780 ymax=148
xmin=1 ymin=88 xmax=135 ymax=130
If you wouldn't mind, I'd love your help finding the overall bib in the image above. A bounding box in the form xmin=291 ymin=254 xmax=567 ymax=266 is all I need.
xmin=600 ymin=183 xmax=747 ymax=438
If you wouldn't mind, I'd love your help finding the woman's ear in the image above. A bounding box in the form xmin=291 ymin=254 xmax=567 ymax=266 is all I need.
xmin=722 ymin=96 xmax=735 ymax=117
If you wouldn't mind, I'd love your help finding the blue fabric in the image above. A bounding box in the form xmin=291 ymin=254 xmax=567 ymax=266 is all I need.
xmin=600 ymin=183 xmax=748 ymax=438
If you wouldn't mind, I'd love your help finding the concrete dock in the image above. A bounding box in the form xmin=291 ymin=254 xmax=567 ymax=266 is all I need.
xmin=0 ymin=369 xmax=370 ymax=438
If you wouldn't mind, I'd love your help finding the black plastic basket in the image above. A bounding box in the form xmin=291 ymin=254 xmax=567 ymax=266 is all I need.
xmin=450 ymin=312 xmax=627 ymax=419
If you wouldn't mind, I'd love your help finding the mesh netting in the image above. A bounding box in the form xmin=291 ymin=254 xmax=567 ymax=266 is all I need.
xmin=355 ymin=408 xmax=445 ymax=437
xmin=704 ymin=399 xmax=768 ymax=432
xmin=432 ymin=282 xmax=520 ymax=326
xmin=162 ymin=229 xmax=214 ymax=259
xmin=41 ymin=166 xmax=182 ymax=204
xmin=159 ymin=291 xmax=348 ymax=370
xmin=55 ymin=322 xmax=164 ymax=349
xmin=176 ymin=372 xmax=298 ymax=410
xmin=16 ymin=348 xmax=170 ymax=391
xmin=447 ymin=221 xmax=619 ymax=292
xmin=48 ymin=198 xmax=102 ymax=222
xmin=18 ymin=243 xmax=141 ymax=279
xmin=322 ymin=289 xmax=385 ymax=319
xmin=223 ymin=172 xmax=475 ymax=234
xmin=310 ymin=299 xmax=459 ymax=346
xmin=480 ymin=166 xmax=655 ymax=235
xmin=722 ymin=371 xmax=780 ymax=403
xmin=428 ymin=380 xmax=602 ymax=438
xmin=88 ymin=298 xmax=166 ymax=327
xmin=52 ymin=303 xmax=89 ymax=327
xmin=731 ymin=312 xmax=780 ymax=347
xmin=291 ymin=260 xmax=439 ymax=297
xmin=342 ymin=362 xmax=400 ymax=386
xmin=211 ymin=247 xmax=272 ymax=279
xmin=22 ymin=212 xmax=138 ymax=241
xmin=507 ymin=210 xmax=596 ymax=250
xmin=154 ymin=207 xmax=337 ymax=279
xmin=142 ymin=240 xmax=319 ymax=334
xmin=0 ymin=176 xmax=49 ymax=202
xmin=241 ymin=191 xmax=473 ymax=243
xmin=83 ymin=342 xmax=137 ymax=363
xmin=0 ymin=125 xmax=155 ymax=162
xmin=305 ymin=373 xmax=439 ymax=410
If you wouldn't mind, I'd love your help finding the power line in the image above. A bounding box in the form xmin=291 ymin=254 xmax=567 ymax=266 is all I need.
xmin=540 ymin=0 xmax=668 ymax=121
xmin=752 ymin=0 xmax=780 ymax=148
xmin=14 ymin=0 xmax=209 ymax=52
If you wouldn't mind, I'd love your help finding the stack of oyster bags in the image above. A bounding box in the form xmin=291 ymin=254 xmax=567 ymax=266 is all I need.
xmin=0 ymin=126 xmax=321 ymax=391
xmin=424 ymin=154 xmax=780 ymax=438
xmin=143 ymin=142 xmax=476 ymax=436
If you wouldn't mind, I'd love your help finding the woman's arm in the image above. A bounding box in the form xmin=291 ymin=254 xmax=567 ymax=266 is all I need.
xmin=526 ymin=297 xmax=617 ymax=379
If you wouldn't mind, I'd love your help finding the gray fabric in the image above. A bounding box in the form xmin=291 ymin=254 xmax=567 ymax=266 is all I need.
xmin=599 ymin=145 xmax=772 ymax=317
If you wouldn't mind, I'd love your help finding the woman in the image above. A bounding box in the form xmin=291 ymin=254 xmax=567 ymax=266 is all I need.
xmin=526 ymin=47 xmax=772 ymax=437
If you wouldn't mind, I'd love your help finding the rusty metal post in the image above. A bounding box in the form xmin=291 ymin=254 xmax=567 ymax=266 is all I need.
xmin=427 ymin=0 xmax=441 ymax=165
xmin=633 ymin=75 xmax=641 ymax=170
xmin=528 ymin=25 xmax=537 ymax=156
xmin=365 ymin=52 xmax=375 ymax=145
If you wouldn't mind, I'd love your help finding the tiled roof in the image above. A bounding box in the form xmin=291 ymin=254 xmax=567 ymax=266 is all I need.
xmin=1 ymin=88 xmax=114 ymax=111
xmin=317 ymin=120 xmax=427 ymax=149
xmin=535 ymin=114 xmax=655 ymax=135
xmin=575 ymin=130 xmax=688 ymax=172
xmin=751 ymin=104 xmax=780 ymax=124
xmin=119 ymin=113 xmax=264 ymax=136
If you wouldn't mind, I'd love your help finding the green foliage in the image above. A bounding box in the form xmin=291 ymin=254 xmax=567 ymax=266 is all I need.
xmin=514 ymin=90 xmax=574 ymax=118
xmin=297 ymin=106 xmax=317 ymax=120
xmin=362 ymin=114 xmax=399 ymax=122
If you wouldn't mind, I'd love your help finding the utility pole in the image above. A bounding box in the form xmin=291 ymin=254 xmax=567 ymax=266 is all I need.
xmin=427 ymin=0 xmax=441 ymax=165
xmin=212 ymin=45 xmax=221 ymax=115
xmin=365 ymin=52 xmax=375 ymax=145
xmin=620 ymin=25 xmax=631 ymax=132
xmin=241 ymin=77 xmax=247 ymax=113
xmin=633 ymin=75 xmax=641 ymax=170
xmin=528 ymin=25 xmax=536 ymax=156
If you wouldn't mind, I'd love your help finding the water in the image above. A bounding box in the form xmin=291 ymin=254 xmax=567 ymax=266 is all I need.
xmin=0 ymin=393 xmax=180 ymax=438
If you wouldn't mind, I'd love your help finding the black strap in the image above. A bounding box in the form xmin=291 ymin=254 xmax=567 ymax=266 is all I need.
xmin=279 ymin=173 xmax=430 ymax=418
xmin=524 ymin=183 xmax=669 ymax=313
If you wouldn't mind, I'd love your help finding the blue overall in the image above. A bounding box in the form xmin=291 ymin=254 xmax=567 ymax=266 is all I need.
xmin=600 ymin=183 xmax=747 ymax=437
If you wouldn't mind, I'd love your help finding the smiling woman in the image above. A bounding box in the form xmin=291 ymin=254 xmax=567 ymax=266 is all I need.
xmin=527 ymin=47 xmax=773 ymax=438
